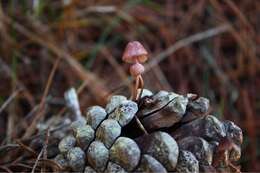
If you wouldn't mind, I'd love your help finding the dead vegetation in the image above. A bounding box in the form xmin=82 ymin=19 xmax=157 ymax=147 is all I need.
xmin=0 ymin=0 xmax=259 ymax=171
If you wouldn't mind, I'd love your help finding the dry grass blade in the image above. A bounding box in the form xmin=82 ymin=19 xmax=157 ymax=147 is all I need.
xmin=6 ymin=163 xmax=34 ymax=171
xmin=224 ymin=0 xmax=254 ymax=33
xmin=31 ymin=149 xmax=43 ymax=173
xmin=0 ymin=6 xmax=109 ymax=104
xmin=0 ymin=58 xmax=35 ymax=106
xmin=0 ymin=88 xmax=22 ymax=114
xmin=0 ymin=144 xmax=19 ymax=152
xmin=15 ymin=140 xmax=37 ymax=157
xmin=209 ymin=0 xmax=256 ymax=76
xmin=21 ymin=123 xmax=69 ymax=142
xmin=151 ymin=65 xmax=172 ymax=91
xmin=37 ymin=159 xmax=62 ymax=172
xmin=101 ymin=48 xmax=132 ymax=93
xmin=0 ymin=1 xmax=257 ymax=170
xmin=22 ymin=58 xmax=60 ymax=138
xmin=0 ymin=166 xmax=12 ymax=173
xmin=146 ymin=24 xmax=232 ymax=71
xmin=42 ymin=128 xmax=49 ymax=172
xmin=241 ymin=89 xmax=257 ymax=169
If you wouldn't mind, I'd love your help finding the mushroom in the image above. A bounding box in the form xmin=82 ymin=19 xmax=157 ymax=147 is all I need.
xmin=122 ymin=41 xmax=148 ymax=101
xmin=122 ymin=41 xmax=149 ymax=135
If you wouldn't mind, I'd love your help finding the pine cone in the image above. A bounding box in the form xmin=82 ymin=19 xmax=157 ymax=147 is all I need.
xmin=53 ymin=89 xmax=243 ymax=173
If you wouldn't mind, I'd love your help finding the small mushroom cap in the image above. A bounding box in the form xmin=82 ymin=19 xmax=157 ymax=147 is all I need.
xmin=122 ymin=41 xmax=148 ymax=63
xmin=130 ymin=63 xmax=145 ymax=76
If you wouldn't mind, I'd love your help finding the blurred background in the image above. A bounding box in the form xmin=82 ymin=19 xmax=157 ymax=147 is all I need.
xmin=0 ymin=0 xmax=258 ymax=171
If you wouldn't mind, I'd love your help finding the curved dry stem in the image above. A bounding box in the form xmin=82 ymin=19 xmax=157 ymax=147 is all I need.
xmin=132 ymin=75 xmax=144 ymax=101
xmin=136 ymin=75 xmax=144 ymax=101
xmin=131 ymin=75 xmax=148 ymax=135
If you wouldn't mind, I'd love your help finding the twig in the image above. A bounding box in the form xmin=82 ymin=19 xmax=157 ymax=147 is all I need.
xmin=5 ymin=163 xmax=34 ymax=171
xmin=76 ymin=5 xmax=116 ymax=17
xmin=42 ymin=128 xmax=49 ymax=172
xmin=146 ymin=24 xmax=232 ymax=71
xmin=37 ymin=159 xmax=62 ymax=172
xmin=22 ymin=58 xmax=61 ymax=139
xmin=134 ymin=116 xmax=148 ymax=135
xmin=0 ymin=144 xmax=19 ymax=152
xmin=40 ymin=57 xmax=61 ymax=111
xmin=200 ymin=46 xmax=232 ymax=87
xmin=224 ymin=0 xmax=254 ymax=34
xmin=31 ymin=149 xmax=43 ymax=173
xmin=104 ymin=84 xmax=128 ymax=98
xmin=15 ymin=140 xmax=37 ymax=157
xmin=25 ymin=105 xmax=39 ymax=120
xmin=0 ymin=10 xmax=109 ymax=104
xmin=43 ymin=130 xmax=49 ymax=159
xmin=241 ymin=89 xmax=257 ymax=168
xmin=209 ymin=0 xmax=256 ymax=76
xmin=101 ymin=48 xmax=132 ymax=93
xmin=22 ymin=121 xmax=71 ymax=142
xmin=0 ymin=166 xmax=12 ymax=173
xmin=0 ymin=58 xmax=35 ymax=106
xmin=151 ymin=65 xmax=172 ymax=90
xmin=0 ymin=88 xmax=22 ymax=114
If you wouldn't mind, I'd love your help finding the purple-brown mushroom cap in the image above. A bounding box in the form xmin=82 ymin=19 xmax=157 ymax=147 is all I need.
xmin=122 ymin=41 xmax=148 ymax=63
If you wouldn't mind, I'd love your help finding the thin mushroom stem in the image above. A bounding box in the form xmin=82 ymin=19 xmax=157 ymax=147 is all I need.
xmin=134 ymin=76 xmax=140 ymax=101
xmin=133 ymin=75 xmax=144 ymax=101
xmin=131 ymin=76 xmax=139 ymax=101
xmin=136 ymin=75 xmax=144 ymax=101
xmin=131 ymin=79 xmax=137 ymax=101
xmin=131 ymin=75 xmax=148 ymax=135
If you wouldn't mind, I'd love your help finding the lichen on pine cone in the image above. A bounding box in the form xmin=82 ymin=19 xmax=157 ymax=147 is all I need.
xmin=53 ymin=89 xmax=243 ymax=173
